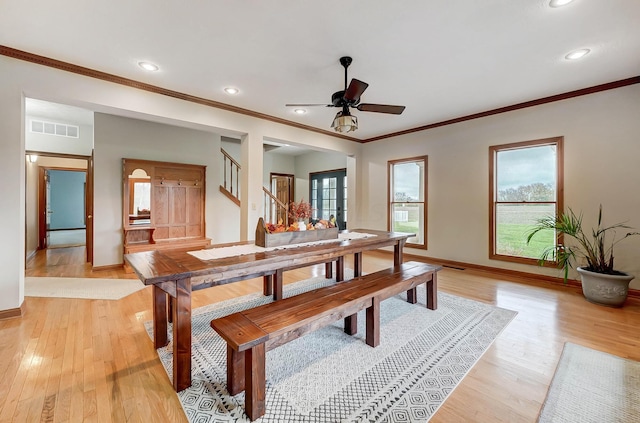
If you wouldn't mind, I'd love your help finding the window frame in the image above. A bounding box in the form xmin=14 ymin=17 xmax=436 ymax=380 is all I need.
xmin=489 ymin=136 xmax=564 ymax=265
xmin=387 ymin=155 xmax=428 ymax=249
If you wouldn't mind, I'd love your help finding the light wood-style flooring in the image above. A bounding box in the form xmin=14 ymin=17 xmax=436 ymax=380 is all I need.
xmin=3 ymin=246 xmax=639 ymax=422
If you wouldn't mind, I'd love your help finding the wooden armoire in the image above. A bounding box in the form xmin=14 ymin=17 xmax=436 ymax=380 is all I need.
xmin=122 ymin=158 xmax=211 ymax=255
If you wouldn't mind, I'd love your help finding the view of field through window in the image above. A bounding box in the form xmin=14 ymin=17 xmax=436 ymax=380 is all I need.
xmin=494 ymin=144 xmax=558 ymax=259
xmin=389 ymin=158 xmax=426 ymax=246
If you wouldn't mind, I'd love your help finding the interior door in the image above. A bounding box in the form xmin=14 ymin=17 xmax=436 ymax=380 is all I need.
xmin=270 ymin=173 xmax=294 ymax=224
xmin=37 ymin=167 xmax=48 ymax=249
xmin=310 ymin=169 xmax=347 ymax=229
xmin=86 ymin=151 xmax=94 ymax=264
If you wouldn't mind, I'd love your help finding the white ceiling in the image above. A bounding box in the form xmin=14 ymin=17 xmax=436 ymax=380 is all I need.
xmin=3 ymin=1 xmax=640 ymax=140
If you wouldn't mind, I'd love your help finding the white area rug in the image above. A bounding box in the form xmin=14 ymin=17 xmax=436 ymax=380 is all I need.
xmin=25 ymin=277 xmax=146 ymax=300
xmin=538 ymin=342 xmax=640 ymax=423
xmin=146 ymin=275 xmax=517 ymax=422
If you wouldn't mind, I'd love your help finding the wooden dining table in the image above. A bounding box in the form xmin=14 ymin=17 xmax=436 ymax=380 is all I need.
xmin=124 ymin=229 xmax=415 ymax=391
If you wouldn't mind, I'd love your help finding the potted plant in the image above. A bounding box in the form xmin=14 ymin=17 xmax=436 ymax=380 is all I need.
xmin=526 ymin=205 xmax=639 ymax=307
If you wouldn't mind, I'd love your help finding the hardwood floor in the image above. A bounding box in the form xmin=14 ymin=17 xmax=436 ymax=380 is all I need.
xmin=5 ymin=247 xmax=639 ymax=422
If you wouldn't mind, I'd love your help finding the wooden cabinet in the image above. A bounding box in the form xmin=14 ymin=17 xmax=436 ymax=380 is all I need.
xmin=122 ymin=158 xmax=211 ymax=257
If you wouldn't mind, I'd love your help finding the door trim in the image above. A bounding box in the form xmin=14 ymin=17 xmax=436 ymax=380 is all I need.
xmin=28 ymin=151 xmax=92 ymax=263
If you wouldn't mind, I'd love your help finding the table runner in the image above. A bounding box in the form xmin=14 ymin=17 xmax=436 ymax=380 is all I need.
xmin=188 ymin=231 xmax=377 ymax=261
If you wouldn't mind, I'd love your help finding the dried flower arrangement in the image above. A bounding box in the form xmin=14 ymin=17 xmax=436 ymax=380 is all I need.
xmin=288 ymin=199 xmax=313 ymax=220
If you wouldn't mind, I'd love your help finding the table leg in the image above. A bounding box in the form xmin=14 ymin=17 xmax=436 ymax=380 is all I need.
xmin=168 ymin=296 xmax=174 ymax=323
xmin=325 ymin=262 xmax=333 ymax=279
xmin=152 ymin=285 xmax=168 ymax=349
xmin=173 ymin=277 xmax=192 ymax=391
xmin=427 ymin=273 xmax=438 ymax=310
xmin=273 ymin=268 xmax=283 ymax=301
xmin=262 ymin=275 xmax=273 ymax=296
xmin=354 ymin=252 xmax=363 ymax=277
xmin=394 ymin=239 xmax=406 ymax=265
xmin=336 ymin=256 xmax=344 ymax=282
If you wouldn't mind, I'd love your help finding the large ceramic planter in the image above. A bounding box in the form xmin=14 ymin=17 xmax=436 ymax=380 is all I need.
xmin=577 ymin=266 xmax=634 ymax=307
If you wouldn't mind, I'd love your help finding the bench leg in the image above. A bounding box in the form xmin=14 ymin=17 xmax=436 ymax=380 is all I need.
xmin=344 ymin=314 xmax=357 ymax=335
xmin=262 ymin=275 xmax=273 ymax=297
xmin=366 ymin=297 xmax=380 ymax=347
xmin=227 ymin=346 xmax=245 ymax=395
xmin=245 ymin=344 xmax=266 ymax=421
xmin=407 ymin=287 xmax=418 ymax=304
xmin=427 ymin=273 xmax=438 ymax=310
xmin=325 ymin=262 xmax=333 ymax=279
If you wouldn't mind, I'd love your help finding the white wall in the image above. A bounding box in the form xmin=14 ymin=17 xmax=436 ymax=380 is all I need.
xmin=263 ymin=151 xmax=295 ymax=188
xmin=294 ymin=151 xmax=348 ymax=202
xmin=360 ymin=85 xmax=640 ymax=288
xmin=0 ymin=54 xmax=358 ymax=312
xmin=26 ymin=120 xmax=93 ymax=156
xmin=3 ymin=52 xmax=638 ymax=313
xmin=93 ymin=113 xmax=223 ymax=265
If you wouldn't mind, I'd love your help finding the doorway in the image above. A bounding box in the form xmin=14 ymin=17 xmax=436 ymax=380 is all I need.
xmin=27 ymin=153 xmax=94 ymax=268
xmin=310 ymin=169 xmax=347 ymax=229
xmin=41 ymin=168 xmax=86 ymax=248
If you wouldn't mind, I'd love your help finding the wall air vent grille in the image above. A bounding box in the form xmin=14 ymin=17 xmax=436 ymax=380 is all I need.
xmin=30 ymin=119 xmax=79 ymax=138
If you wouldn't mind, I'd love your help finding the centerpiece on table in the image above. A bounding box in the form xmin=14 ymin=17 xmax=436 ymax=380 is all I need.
xmin=255 ymin=199 xmax=339 ymax=247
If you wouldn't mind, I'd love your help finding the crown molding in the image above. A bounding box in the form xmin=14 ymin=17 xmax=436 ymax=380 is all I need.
xmin=0 ymin=45 xmax=360 ymax=142
xmin=2 ymin=45 xmax=638 ymax=145
xmin=363 ymin=76 xmax=640 ymax=142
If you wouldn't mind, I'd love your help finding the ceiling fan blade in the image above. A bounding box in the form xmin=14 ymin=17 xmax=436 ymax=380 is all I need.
xmin=343 ymin=78 xmax=369 ymax=103
xmin=285 ymin=103 xmax=332 ymax=107
xmin=356 ymin=103 xmax=406 ymax=115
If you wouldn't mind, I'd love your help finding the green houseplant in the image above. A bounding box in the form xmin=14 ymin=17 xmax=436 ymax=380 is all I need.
xmin=526 ymin=205 xmax=639 ymax=307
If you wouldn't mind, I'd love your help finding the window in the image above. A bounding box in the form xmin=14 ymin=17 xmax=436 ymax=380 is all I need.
xmin=489 ymin=137 xmax=563 ymax=264
xmin=30 ymin=119 xmax=79 ymax=138
xmin=388 ymin=156 xmax=427 ymax=248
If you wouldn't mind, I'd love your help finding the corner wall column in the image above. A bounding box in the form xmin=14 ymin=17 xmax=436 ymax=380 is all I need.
xmin=240 ymin=133 xmax=264 ymax=241
xmin=0 ymin=81 xmax=26 ymax=314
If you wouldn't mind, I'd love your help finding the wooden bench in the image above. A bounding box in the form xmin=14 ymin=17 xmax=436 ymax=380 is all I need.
xmin=210 ymin=261 xmax=441 ymax=421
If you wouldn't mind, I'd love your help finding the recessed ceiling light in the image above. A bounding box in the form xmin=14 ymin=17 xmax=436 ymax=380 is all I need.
xmin=293 ymin=109 xmax=307 ymax=115
xmin=565 ymin=48 xmax=590 ymax=60
xmin=138 ymin=61 xmax=159 ymax=72
xmin=549 ymin=0 xmax=574 ymax=7
xmin=224 ymin=87 xmax=239 ymax=95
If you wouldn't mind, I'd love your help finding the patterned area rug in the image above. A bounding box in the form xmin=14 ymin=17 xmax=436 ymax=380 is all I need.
xmin=146 ymin=276 xmax=517 ymax=422
xmin=538 ymin=342 xmax=640 ymax=423
xmin=25 ymin=277 xmax=146 ymax=300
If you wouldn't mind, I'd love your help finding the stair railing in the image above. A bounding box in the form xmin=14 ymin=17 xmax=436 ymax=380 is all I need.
xmin=262 ymin=187 xmax=289 ymax=227
xmin=220 ymin=148 xmax=241 ymax=206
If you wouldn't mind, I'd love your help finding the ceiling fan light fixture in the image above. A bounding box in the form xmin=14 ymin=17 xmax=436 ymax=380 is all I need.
xmin=293 ymin=108 xmax=307 ymax=115
xmin=332 ymin=111 xmax=358 ymax=133
xmin=224 ymin=87 xmax=239 ymax=95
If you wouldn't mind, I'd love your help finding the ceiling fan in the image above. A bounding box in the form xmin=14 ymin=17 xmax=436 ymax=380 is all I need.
xmin=286 ymin=56 xmax=406 ymax=133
